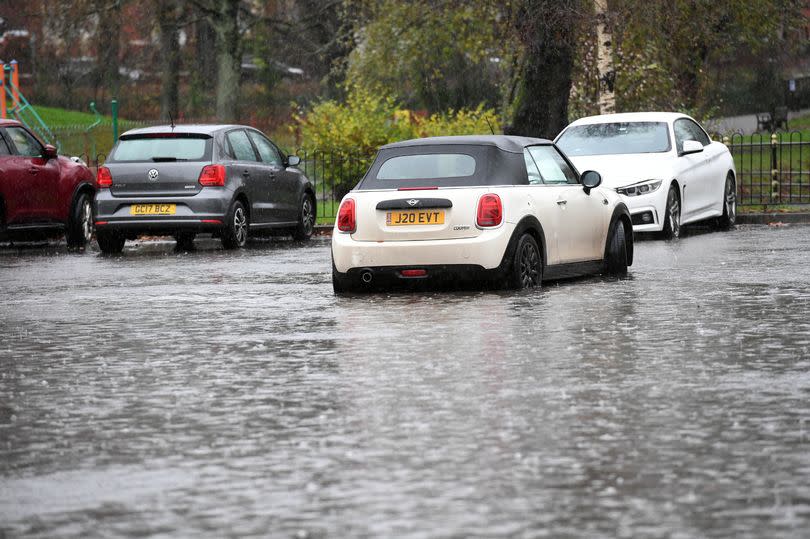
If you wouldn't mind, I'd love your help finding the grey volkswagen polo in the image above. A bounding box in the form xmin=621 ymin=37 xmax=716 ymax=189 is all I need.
xmin=94 ymin=124 xmax=316 ymax=253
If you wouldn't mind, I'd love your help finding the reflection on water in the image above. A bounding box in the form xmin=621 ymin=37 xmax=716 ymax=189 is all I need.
xmin=1 ymin=228 xmax=810 ymax=537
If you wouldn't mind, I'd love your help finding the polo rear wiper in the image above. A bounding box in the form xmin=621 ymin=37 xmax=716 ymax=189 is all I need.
xmin=151 ymin=157 xmax=188 ymax=162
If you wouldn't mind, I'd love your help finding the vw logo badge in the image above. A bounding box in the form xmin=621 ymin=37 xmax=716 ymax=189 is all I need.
xmin=406 ymin=199 xmax=419 ymax=206
xmin=148 ymin=169 xmax=159 ymax=181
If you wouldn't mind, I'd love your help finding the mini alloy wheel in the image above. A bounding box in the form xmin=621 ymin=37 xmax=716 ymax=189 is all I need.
xmin=509 ymin=233 xmax=542 ymax=289
xmin=605 ymin=220 xmax=628 ymax=275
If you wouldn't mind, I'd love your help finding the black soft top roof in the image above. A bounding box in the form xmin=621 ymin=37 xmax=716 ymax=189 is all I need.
xmin=380 ymin=135 xmax=552 ymax=154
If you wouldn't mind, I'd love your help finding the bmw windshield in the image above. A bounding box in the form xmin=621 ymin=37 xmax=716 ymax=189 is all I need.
xmin=557 ymin=122 xmax=671 ymax=156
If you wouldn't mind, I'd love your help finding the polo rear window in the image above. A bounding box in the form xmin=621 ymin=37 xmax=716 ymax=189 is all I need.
xmin=109 ymin=134 xmax=213 ymax=162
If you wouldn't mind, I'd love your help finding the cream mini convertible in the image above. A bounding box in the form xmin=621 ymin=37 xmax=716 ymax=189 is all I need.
xmin=331 ymin=135 xmax=633 ymax=293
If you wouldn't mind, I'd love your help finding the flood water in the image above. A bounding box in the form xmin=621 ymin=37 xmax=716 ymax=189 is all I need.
xmin=1 ymin=225 xmax=809 ymax=538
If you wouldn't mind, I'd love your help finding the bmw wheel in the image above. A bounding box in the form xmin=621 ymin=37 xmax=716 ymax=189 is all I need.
xmin=66 ymin=192 xmax=94 ymax=249
xmin=718 ymin=173 xmax=736 ymax=229
xmin=221 ymin=200 xmax=248 ymax=250
xmin=508 ymin=233 xmax=542 ymax=289
xmin=292 ymin=194 xmax=315 ymax=241
xmin=661 ymin=185 xmax=681 ymax=240
xmin=605 ymin=220 xmax=628 ymax=275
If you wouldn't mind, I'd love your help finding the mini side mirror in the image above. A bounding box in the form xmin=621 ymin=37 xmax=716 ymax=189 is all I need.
xmin=581 ymin=170 xmax=602 ymax=194
xmin=43 ymin=144 xmax=58 ymax=160
xmin=680 ymin=140 xmax=704 ymax=156
xmin=286 ymin=155 xmax=301 ymax=167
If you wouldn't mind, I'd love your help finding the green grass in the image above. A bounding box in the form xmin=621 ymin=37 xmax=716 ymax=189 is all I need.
xmin=34 ymin=105 xmax=114 ymax=127
xmin=738 ymin=204 xmax=810 ymax=213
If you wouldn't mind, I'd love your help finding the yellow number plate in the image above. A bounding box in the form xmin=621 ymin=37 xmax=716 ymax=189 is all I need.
xmin=386 ymin=209 xmax=445 ymax=226
xmin=130 ymin=204 xmax=176 ymax=216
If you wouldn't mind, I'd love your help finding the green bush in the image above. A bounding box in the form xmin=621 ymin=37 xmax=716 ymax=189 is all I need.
xmin=292 ymin=86 xmax=499 ymax=197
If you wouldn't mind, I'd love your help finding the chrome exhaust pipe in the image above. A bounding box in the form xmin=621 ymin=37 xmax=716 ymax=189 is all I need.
xmin=361 ymin=270 xmax=373 ymax=283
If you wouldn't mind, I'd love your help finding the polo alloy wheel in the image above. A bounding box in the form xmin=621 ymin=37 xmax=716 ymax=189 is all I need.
xmin=292 ymin=195 xmax=315 ymax=241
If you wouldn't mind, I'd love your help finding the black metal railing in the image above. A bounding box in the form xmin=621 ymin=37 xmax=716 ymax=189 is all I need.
xmin=727 ymin=132 xmax=810 ymax=206
xmin=292 ymin=149 xmax=375 ymax=221
xmin=71 ymin=132 xmax=810 ymax=217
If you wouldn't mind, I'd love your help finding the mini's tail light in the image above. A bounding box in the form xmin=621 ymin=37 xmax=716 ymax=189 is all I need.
xmin=337 ymin=198 xmax=356 ymax=233
xmin=97 ymin=166 xmax=112 ymax=188
xmin=199 ymin=164 xmax=226 ymax=187
xmin=477 ymin=193 xmax=502 ymax=227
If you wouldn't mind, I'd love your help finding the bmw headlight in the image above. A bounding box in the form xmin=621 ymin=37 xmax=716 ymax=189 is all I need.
xmin=616 ymin=179 xmax=663 ymax=197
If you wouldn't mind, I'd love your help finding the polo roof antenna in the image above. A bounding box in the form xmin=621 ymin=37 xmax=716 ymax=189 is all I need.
xmin=169 ymin=112 xmax=176 ymax=130
xmin=484 ymin=116 xmax=495 ymax=135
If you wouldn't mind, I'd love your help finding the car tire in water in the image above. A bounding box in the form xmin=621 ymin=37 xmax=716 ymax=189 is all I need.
xmin=292 ymin=194 xmax=315 ymax=241
xmin=332 ymin=259 xmax=356 ymax=294
xmin=717 ymin=173 xmax=736 ymax=230
xmin=661 ymin=185 xmax=681 ymax=240
xmin=174 ymin=232 xmax=196 ymax=251
xmin=96 ymin=229 xmax=125 ymax=254
xmin=605 ymin=220 xmax=628 ymax=276
xmin=507 ymin=233 xmax=542 ymax=289
xmin=65 ymin=192 xmax=94 ymax=249
xmin=221 ymin=200 xmax=248 ymax=250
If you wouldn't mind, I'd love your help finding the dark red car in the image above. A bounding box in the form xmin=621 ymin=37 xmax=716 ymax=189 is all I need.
xmin=0 ymin=119 xmax=96 ymax=248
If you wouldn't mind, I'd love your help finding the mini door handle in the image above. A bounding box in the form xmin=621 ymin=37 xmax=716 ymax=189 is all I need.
xmin=29 ymin=167 xmax=38 ymax=174
xmin=242 ymin=170 xmax=250 ymax=177
xmin=556 ymin=199 xmax=567 ymax=206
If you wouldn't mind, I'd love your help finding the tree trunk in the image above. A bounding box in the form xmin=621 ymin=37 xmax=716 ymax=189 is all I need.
xmin=510 ymin=1 xmax=579 ymax=139
xmin=594 ymin=0 xmax=615 ymax=114
xmin=158 ymin=0 xmax=181 ymax=121
xmin=212 ymin=0 xmax=241 ymax=122
xmin=96 ymin=0 xmax=122 ymax=105
xmin=511 ymin=47 xmax=574 ymax=139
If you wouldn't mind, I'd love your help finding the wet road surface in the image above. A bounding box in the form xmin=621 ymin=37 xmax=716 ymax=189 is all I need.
xmin=1 ymin=226 xmax=810 ymax=538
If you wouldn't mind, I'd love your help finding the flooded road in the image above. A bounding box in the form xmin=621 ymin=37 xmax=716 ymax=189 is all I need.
xmin=1 ymin=225 xmax=810 ymax=538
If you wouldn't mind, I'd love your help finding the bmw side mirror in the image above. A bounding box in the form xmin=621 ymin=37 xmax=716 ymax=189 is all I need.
xmin=286 ymin=155 xmax=301 ymax=167
xmin=42 ymin=144 xmax=58 ymax=160
xmin=680 ymin=140 xmax=703 ymax=156
xmin=581 ymin=170 xmax=602 ymax=194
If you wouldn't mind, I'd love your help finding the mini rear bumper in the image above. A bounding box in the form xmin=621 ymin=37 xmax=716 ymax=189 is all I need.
xmin=331 ymin=223 xmax=514 ymax=274
xmin=336 ymin=264 xmax=504 ymax=290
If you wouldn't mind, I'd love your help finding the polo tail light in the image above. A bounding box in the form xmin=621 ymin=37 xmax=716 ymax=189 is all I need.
xmin=199 ymin=164 xmax=226 ymax=187
xmin=97 ymin=166 xmax=112 ymax=188
xmin=477 ymin=193 xmax=502 ymax=227
xmin=337 ymin=198 xmax=356 ymax=233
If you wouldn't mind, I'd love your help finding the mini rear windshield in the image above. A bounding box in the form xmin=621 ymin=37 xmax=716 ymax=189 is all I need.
xmin=109 ymin=134 xmax=213 ymax=162
xmin=377 ymin=154 xmax=476 ymax=180
xmin=556 ymin=122 xmax=671 ymax=156
xmin=359 ymin=145 xmax=527 ymax=189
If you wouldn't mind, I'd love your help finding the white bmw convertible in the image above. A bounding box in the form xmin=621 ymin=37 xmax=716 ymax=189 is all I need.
xmin=555 ymin=112 xmax=736 ymax=238
xmin=331 ymin=135 xmax=633 ymax=293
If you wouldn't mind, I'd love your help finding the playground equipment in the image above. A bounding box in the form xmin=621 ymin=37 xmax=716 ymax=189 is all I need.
xmin=1 ymin=59 xmax=57 ymax=147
